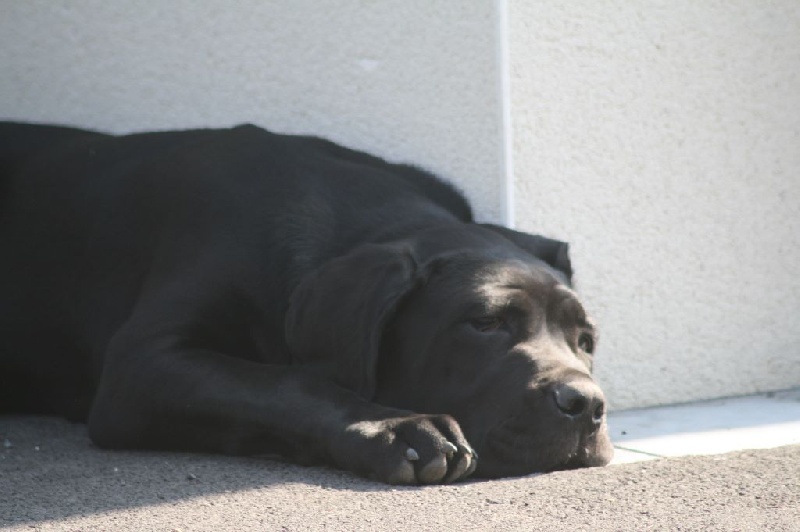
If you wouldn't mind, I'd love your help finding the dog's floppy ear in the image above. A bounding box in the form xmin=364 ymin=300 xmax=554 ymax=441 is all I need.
xmin=285 ymin=243 xmax=417 ymax=399
xmin=481 ymin=224 xmax=573 ymax=281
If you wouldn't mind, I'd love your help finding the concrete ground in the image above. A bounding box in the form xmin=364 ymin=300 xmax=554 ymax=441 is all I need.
xmin=1 ymin=390 xmax=799 ymax=531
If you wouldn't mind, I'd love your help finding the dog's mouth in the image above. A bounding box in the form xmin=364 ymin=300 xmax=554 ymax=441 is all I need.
xmin=471 ymin=417 xmax=614 ymax=478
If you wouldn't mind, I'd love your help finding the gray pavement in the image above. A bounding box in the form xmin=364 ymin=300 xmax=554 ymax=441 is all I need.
xmin=1 ymin=412 xmax=798 ymax=531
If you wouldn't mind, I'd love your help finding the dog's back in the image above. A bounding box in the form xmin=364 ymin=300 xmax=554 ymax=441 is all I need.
xmin=0 ymin=122 xmax=100 ymax=170
xmin=0 ymin=123 xmax=471 ymax=420
xmin=0 ymin=123 xmax=98 ymax=208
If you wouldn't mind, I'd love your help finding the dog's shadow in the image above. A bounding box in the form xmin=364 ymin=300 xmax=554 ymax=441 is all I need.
xmin=0 ymin=416 xmax=415 ymax=525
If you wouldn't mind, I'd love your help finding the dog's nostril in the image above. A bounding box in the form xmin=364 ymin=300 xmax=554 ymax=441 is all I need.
xmin=592 ymin=403 xmax=605 ymax=423
xmin=553 ymin=385 xmax=588 ymax=417
xmin=552 ymin=381 xmax=606 ymax=425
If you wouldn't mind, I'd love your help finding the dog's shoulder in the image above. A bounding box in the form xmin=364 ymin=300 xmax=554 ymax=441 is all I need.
xmin=388 ymin=163 xmax=473 ymax=223
xmin=280 ymin=130 xmax=473 ymax=223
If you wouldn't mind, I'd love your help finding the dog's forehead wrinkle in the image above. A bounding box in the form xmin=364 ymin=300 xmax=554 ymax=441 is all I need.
xmin=476 ymin=285 xmax=530 ymax=313
xmin=474 ymin=268 xmax=588 ymax=321
xmin=473 ymin=261 xmax=547 ymax=302
xmin=548 ymin=283 xmax=591 ymax=323
xmin=553 ymin=284 xmax=578 ymax=299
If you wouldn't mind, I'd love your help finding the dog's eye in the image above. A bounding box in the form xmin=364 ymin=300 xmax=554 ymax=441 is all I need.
xmin=469 ymin=316 xmax=506 ymax=333
xmin=578 ymin=333 xmax=595 ymax=354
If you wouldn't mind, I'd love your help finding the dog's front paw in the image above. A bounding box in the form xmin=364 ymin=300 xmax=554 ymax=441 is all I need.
xmin=332 ymin=414 xmax=477 ymax=485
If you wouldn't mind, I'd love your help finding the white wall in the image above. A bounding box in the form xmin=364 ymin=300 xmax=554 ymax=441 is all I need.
xmin=0 ymin=0 xmax=506 ymax=222
xmin=510 ymin=1 xmax=800 ymax=409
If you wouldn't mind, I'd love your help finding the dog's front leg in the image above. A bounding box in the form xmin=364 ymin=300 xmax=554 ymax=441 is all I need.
xmin=88 ymin=338 xmax=476 ymax=485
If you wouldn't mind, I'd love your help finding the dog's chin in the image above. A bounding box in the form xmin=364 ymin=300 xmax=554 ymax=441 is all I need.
xmin=472 ymin=422 xmax=614 ymax=478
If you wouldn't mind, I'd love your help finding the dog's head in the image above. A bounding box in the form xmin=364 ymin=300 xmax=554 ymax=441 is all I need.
xmin=286 ymin=224 xmax=613 ymax=477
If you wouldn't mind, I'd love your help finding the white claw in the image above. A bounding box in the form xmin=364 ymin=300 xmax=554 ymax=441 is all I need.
xmin=406 ymin=448 xmax=420 ymax=461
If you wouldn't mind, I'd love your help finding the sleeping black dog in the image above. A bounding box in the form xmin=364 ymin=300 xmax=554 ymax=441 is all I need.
xmin=0 ymin=122 xmax=613 ymax=484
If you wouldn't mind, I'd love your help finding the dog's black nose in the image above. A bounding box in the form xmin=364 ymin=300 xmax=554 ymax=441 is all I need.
xmin=552 ymin=380 xmax=605 ymax=426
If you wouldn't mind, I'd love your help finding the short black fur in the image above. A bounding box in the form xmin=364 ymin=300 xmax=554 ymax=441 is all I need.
xmin=0 ymin=123 xmax=611 ymax=484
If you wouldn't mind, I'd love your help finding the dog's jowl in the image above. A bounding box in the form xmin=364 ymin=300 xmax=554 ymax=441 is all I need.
xmin=0 ymin=122 xmax=613 ymax=484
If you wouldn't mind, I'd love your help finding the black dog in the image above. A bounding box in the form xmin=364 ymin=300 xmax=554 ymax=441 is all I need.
xmin=0 ymin=122 xmax=613 ymax=484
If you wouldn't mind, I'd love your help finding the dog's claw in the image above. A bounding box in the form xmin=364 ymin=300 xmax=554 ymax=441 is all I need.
xmin=459 ymin=444 xmax=478 ymax=460
xmin=467 ymin=445 xmax=478 ymax=460
xmin=444 ymin=441 xmax=458 ymax=456
xmin=406 ymin=448 xmax=420 ymax=461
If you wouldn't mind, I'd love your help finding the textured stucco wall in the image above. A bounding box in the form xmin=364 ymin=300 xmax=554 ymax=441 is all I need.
xmin=510 ymin=1 xmax=800 ymax=408
xmin=0 ymin=0 xmax=506 ymax=222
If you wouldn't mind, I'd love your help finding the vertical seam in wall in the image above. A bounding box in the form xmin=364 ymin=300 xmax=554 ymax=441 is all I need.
xmin=497 ymin=0 xmax=515 ymax=228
